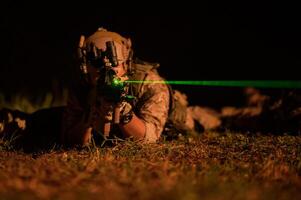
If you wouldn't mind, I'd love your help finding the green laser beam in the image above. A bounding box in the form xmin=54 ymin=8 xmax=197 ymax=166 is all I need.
xmin=125 ymin=80 xmax=301 ymax=89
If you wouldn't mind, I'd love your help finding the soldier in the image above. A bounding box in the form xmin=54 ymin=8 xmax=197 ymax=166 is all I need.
xmin=0 ymin=27 xmax=197 ymax=150
xmin=2 ymin=28 xmax=300 ymax=151
xmin=61 ymin=27 xmax=199 ymax=147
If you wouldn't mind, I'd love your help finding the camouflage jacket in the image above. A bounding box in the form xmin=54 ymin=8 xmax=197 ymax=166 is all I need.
xmin=129 ymin=59 xmax=170 ymax=142
xmin=61 ymin=59 xmax=171 ymax=144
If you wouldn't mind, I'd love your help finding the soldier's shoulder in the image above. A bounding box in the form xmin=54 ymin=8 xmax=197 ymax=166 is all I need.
xmin=143 ymin=70 xmax=165 ymax=81
xmin=141 ymin=70 xmax=169 ymax=97
xmin=132 ymin=58 xmax=160 ymax=73
xmin=133 ymin=58 xmax=160 ymax=68
xmin=130 ymin=58 xmax=169 ymax=99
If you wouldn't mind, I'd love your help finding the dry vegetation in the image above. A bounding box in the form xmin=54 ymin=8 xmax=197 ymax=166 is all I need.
xmin=0 ymin=132 xmax=301 ymax=200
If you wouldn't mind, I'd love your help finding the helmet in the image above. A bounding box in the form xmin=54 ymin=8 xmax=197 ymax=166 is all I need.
xmin=84 ymin=27 xmax=132 ymax=64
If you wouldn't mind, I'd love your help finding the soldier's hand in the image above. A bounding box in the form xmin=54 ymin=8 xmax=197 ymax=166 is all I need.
xmin=119 ymin=101 xmax=132 ymax=117
xmin=98 ymin=97 xmax=133 ymax=126
xmin=118 ymin=101 xmax=134 ymax=125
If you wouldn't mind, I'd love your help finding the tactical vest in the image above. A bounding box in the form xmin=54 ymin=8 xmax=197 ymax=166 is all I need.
xmin=129 ymin=59 xmax=190 ymax=137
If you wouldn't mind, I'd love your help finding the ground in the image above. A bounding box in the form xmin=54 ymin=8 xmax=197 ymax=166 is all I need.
xmin=0 ymin=132 xmax=300 ymax=200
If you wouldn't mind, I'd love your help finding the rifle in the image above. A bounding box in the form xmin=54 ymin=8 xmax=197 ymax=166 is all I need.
xmin=77 ymin=36 xmax=134 ymax=137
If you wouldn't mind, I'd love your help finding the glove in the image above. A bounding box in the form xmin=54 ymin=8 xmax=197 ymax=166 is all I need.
xmin=119 ymin=101 xmax=134 ymax=125
xmin=119 ymin=101 xmax=132 ymax=116
xmin=98 ymin=97 xmax=133 ymax=125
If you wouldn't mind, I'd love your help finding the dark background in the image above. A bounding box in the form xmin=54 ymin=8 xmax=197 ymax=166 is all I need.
xmin=1 ymin=2 xmax=300 ymax=108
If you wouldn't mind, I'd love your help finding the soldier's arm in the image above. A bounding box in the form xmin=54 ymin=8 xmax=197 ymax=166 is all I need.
xmin=119 ymin=72 xmax=170 ymax=142
xmin=119 ymin=113 xmax=146 ymax=141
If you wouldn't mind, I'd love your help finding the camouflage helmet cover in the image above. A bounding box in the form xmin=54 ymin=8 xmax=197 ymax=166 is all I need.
xmin=84 ymin=27 xmax=132 ymax=63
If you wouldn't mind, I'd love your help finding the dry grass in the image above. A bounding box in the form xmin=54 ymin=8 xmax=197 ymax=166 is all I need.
xmin=0 ymin=132 xmax=301 ymax=200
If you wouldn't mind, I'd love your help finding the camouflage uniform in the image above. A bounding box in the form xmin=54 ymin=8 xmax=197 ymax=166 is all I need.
xmin=61 ymin=59 xmax=171 ymax=144
xmin=0 ymin=27 xmax=201 ymax=149
xmin=130 ymin=64 xmax=170 ymax=142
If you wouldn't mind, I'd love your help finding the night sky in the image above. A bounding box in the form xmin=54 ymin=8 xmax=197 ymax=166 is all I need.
xmin=1 ymin=2 xmax=300 ymax=107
